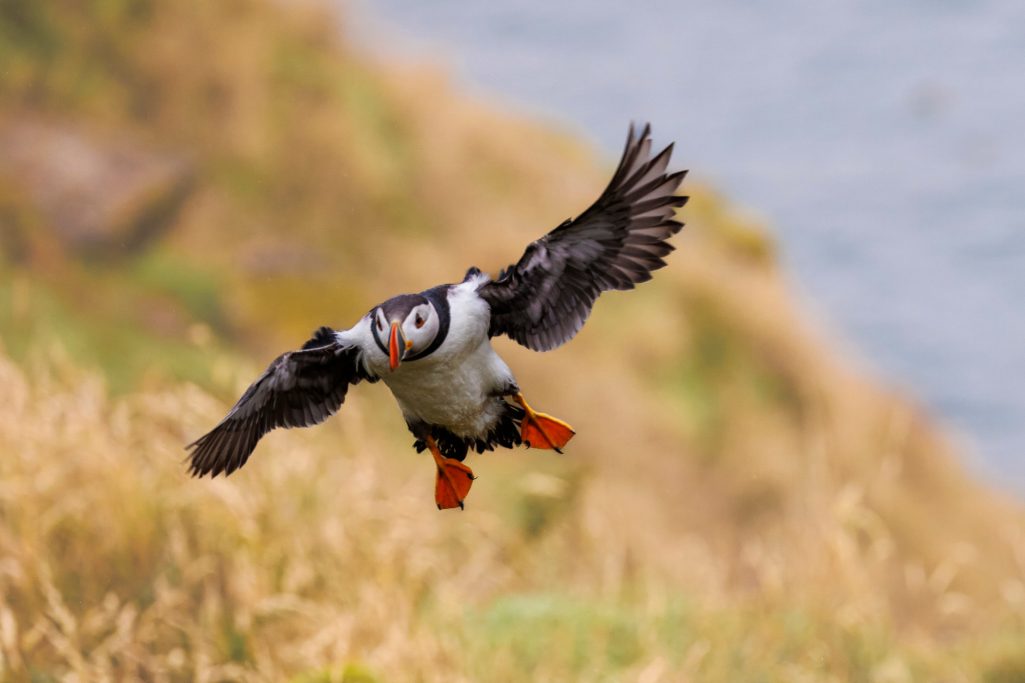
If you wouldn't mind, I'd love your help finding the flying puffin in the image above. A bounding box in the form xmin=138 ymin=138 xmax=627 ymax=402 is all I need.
xmin=187 ymin=123 xmax=687 ymax=509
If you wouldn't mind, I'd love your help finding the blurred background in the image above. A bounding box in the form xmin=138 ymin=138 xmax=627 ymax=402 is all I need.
xmin=353 ymin=0 xmax=1025 ymax=490
xmin=1 ymin=1 xmax=1024 ymax=681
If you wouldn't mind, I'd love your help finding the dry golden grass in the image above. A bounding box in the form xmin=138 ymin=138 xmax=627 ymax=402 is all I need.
xmin=2 ymin=329 xmax=1024 ymax=681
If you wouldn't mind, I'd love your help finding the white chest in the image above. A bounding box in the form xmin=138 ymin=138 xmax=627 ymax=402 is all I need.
xmin=363 ymin=280 xmax=516 ymax=436
xmin=383 ymin=338 xmax=512 ymax=435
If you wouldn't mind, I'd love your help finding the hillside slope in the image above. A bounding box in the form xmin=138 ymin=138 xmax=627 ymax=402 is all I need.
xmin=2 ymin=1 xmax=1024 ymax=680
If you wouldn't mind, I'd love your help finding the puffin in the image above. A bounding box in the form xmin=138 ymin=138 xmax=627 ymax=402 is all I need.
xmin=187 ymin=123 xmax=687 ymax=509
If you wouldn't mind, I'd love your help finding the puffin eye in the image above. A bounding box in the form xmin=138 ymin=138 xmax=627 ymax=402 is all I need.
xmin=415 ymin=313 xmax=425 ymax=329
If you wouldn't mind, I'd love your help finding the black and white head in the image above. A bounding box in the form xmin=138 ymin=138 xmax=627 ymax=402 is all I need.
xmin=371 ymin=293 xmax=444 ymax=370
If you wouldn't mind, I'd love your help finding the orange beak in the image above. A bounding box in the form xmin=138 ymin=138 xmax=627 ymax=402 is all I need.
xmin=389 ymin=321 xmax=403 ymax=371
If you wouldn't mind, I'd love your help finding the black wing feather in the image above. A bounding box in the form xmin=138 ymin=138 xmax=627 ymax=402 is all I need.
xmin=478 ymin=123 xmax=688 ymax=351
xmin=186 ymin=326 xmax=376 ymax=477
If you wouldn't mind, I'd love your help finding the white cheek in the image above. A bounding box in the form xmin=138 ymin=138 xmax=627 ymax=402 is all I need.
xmin=401 ymin=321 xmax=415 ymax=347
xmin=403 ymin=322 xmax=421 ymax=350
xmin=406 ymin=318 xmax=437 ymax=353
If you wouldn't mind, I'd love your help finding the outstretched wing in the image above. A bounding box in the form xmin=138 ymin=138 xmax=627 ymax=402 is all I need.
xmin=186 ymin=325 xmax=376 ymax=477
xmin=477 ymin=123 xmax=687 ymax=352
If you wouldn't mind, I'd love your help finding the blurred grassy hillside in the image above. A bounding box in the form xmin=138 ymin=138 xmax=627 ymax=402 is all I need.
xmin=2 ymin=1 xmax=1025 ymax=680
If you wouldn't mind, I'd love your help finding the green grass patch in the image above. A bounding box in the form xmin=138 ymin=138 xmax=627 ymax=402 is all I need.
xmin=0 ymin=262 xmax=229 ymax=392
xmin=662 ymin=293 xmax=802 ymax=460
xmin=461 ymin=593 xmax=693 ymax=681
xmin=130 ymin=249 xmax=227 ymax=328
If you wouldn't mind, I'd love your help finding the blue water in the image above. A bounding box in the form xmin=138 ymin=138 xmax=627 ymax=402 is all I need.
xmin=348 ymin=0 xmax=1025 ymax=490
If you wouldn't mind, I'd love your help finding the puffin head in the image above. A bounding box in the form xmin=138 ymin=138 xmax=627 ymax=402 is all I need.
xmin=372 ymin=294 xmax=441 ymax=371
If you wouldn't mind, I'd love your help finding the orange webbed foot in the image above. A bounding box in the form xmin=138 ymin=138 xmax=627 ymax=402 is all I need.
xmin=513 ymin=392 xmax=576 ymax=453
xmin=434 ymin=457 xmax=475 ymax=510
xmin=522 ymin=412 xmax=576 ymax=452
xmin=425 ymin=436 xmax=475 ymax=510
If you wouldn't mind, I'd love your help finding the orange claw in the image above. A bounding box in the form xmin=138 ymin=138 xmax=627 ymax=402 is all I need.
xmin=426 ymin=436 xmax=475 ymax=510
xmin=513 ymin=392 xmax=576 ymax=453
